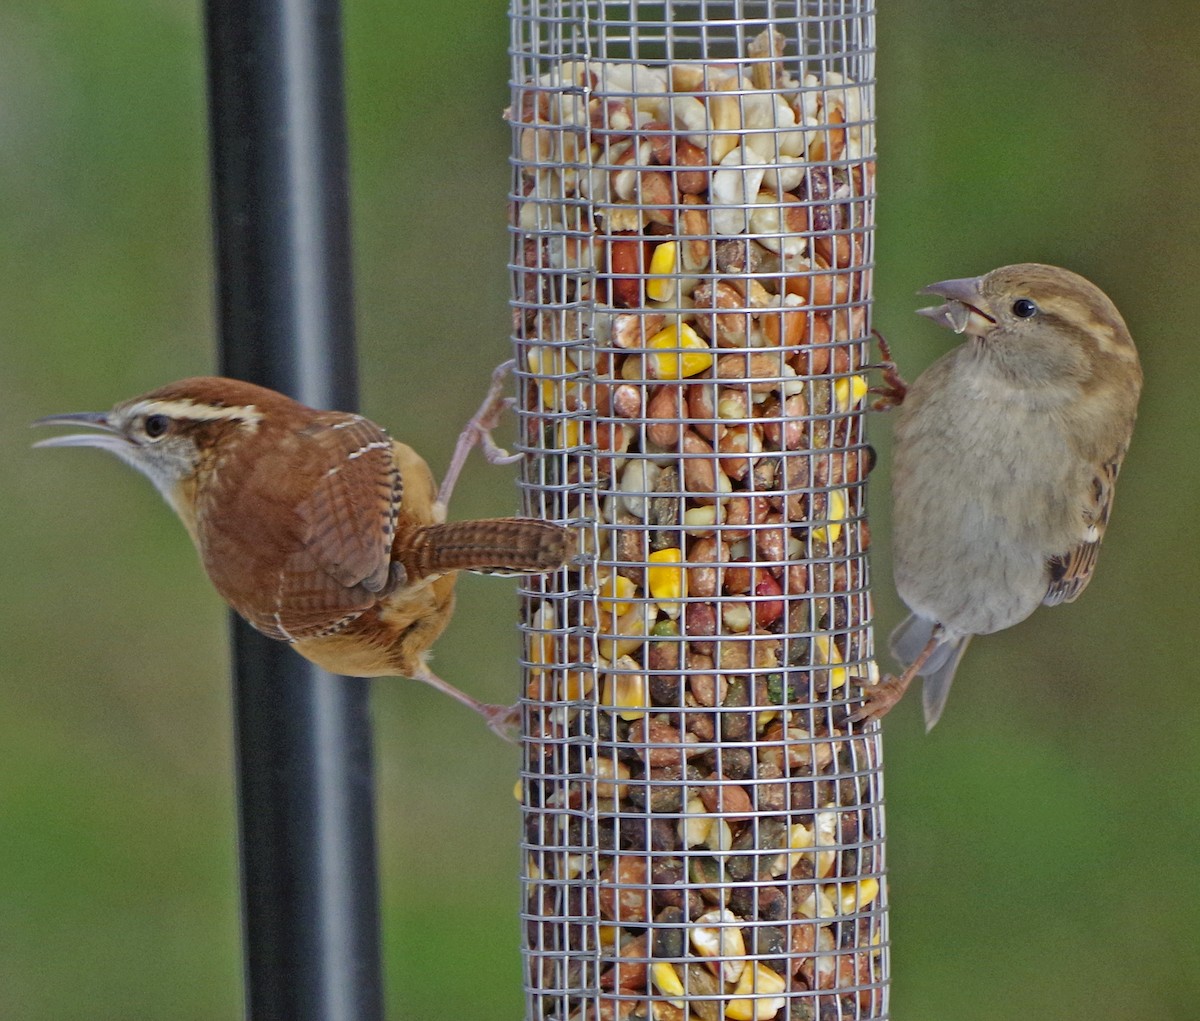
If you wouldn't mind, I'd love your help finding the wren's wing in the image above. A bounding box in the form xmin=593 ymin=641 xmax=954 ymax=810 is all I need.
xmin=1043 ymin=457 xmax=1122 ymax=606
xmin=292 ymin=413 xmax=402 ymax=595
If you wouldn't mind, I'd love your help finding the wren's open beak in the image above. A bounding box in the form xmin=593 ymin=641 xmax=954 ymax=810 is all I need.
xmin=31 ymin=412 xmax=129 ymax=455
xmin=916 ymin=275 xmax=997 ymax=337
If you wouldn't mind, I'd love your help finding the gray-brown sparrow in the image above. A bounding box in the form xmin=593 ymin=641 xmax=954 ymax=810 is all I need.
xmin=852 ymin=263 xmax=1142 ymax=729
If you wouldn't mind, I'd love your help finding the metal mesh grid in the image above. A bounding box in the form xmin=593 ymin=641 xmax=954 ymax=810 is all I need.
xmin=508 ymin=3 xmax=885 ymax=1018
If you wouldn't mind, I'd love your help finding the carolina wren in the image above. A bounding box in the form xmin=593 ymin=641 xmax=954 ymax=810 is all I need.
xmin=33 ymin=361 xmax=573 ymax=738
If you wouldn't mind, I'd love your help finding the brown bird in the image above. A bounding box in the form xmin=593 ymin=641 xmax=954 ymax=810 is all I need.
xmin=852 ymin=264 xmax=1142 ymax=729
xmin=33 ymin=361 xmax=573 ymax=739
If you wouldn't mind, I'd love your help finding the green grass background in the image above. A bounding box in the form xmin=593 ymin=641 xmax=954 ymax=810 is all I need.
xmin=2 ymin=1 xmax=1198 ymax=1018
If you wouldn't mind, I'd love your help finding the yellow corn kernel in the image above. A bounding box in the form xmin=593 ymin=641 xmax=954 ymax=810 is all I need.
xmin=598 ymin=599 xmax=656 ymax=661
xmin=834 ymin=373 xmax=869 ymax=411
xmin=602 ymin=656 xmax=650 ymax=720
xmin=725 ymin=963 xmax=787 ymax=1020
xmin=598 ymin=924 xmax=620 ymax=947
xmin=555 ymin=417 xmax=583 ymax=450
xmin=513 ymin=778 xmax=524 ymax=802
xmin=647 ymin=547 xmax=686 ymax=607
xmin=597 ymin=570 xmax=638 ymax=621
xmin=651 ymin=961 xmax=686 ymax=1008
xmin=558 ymin=666 xmax=595 ymax=701
xmin=526 ymin=346 xmax=580 ymax=408
xmin=834 ymin=877 xmax=881 ymax=913
xmin=647 ymin=241 xmax=681 ymax=302
xmin=526 ymin=602 xmax=594 ymax=699
xmin=788 ymin=808 xmax=838 ymax=876
xmin=812 ymin=634 xmax=849 ymax=691
xmin=647 ymin=322 xmax=714 ymax=379
xmin=810 ymin=488 xmax=847 ymax=545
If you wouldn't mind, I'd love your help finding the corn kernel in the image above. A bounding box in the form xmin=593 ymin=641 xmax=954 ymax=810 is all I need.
xmin=558 ymin=667 xmax=595 ymax=701
xmin=527 ymin=604 xmax=556 ymax=676
xmin=788 ymin=809 xmax=838 ymax=876
xmin=526 ymin=346 xmax=580 ymax=408
xmin=647 ymin=241 xmax=680 ymax=302
xmin=834 ymin=373 xmax=869 ymax=411
xmin=647 ymin=547 xmax=686 ymax=607
xmin=598 ymin=924 xmax=620 ymax=947
xmin=651 ymin=962 xmax=686 ymax=1008
xmin=795 ymin=886 xmax=837 ymax=921
xmin=689 ymin=908 xmax=747 ymax=984
xmin=812 ymin=634 xmax=849 ymax=691
xmin=680 ymin=795 xmax=713 ymax=847
xmin=810 ymin=488 xmax=847 ymax=545
xmin=513 ymin=778 xmax=524 ymax=802
xmin=598 ymin=600 xmax=655 ymax=661
xmin=647 ymin=322 xmax=714 ymax=379
xmin=602 ymin=656 xmax=650 ymax=720
xmin=834 ymin=877 xmax=881 ymax=913
xmin=555 ymin=417 xmax=583 ymax=450
xmin=526 ymin=602 xmax=594 ymax=699
xmin=597 ymin=570 xmax=638 ymax=621
xmin=593 ymin=755 xmax=632 ymax=799
xmin=705 ymin=818 xmax=734 ymax=853
xmin=726 ymin=963 xmax=787 ymax=1020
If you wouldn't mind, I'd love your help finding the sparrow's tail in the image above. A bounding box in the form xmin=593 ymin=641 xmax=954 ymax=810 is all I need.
xmin=890 ymin=613 xmax=972 ymax=732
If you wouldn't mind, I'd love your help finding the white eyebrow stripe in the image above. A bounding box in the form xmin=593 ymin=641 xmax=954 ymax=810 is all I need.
xmin=346 ymin=440 xmax=391 ymax=461
xmin=128 ymin=398 xmax=263 ymax=426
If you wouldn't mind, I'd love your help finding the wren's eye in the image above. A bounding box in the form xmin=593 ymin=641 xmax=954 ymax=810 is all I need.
xmin=1011 ymin=298 xmax=1039 ymax=319
xmin=143 ymin=414 xmax=171 ymax=439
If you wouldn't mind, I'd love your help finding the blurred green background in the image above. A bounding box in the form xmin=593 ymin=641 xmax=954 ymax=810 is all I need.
xmin=2 ymin=1 xmax=1197 ymax=1019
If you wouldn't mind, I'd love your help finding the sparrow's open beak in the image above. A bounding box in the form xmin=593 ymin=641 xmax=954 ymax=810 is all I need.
xmin=916 ymin=275 xmax=996 ymax=337
xmin=31 ymin=412 xmax=128 ymax=454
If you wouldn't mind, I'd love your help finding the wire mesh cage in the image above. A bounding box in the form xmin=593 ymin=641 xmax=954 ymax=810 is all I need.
xmin=508 ymin=2 xmax=884 ymax=1018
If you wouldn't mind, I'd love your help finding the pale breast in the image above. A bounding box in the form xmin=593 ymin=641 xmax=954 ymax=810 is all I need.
xmin=890 ymin=351 xmax=1092 ymax=637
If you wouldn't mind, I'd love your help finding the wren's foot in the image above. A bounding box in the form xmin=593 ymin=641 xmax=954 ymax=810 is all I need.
xmin=479 ymin=702 xmax=522 ymax=743
xmin=844 ymin=672 xmax=914 ymax=726
xmin=412 ymin=664 xmax=521 ymax=742
xmin=437 ymin=359 xmax=522 ymax=511
xmin=868 ymin=330 xmax=909 ymax=411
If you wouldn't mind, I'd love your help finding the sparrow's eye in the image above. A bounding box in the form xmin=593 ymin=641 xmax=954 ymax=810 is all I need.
xmin=143 ymin=414 xmax=171 ymax=439
xmin=1012 ymin=298 xmax=1039 ymax=319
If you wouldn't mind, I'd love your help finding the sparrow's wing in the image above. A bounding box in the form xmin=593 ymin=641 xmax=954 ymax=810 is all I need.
xmin=1043 ymin=456 xmax=1122 ymax=606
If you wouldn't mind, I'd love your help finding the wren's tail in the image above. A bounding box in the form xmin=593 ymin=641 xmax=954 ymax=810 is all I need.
xmin=398 ymin=518 xmax=575 ymax=580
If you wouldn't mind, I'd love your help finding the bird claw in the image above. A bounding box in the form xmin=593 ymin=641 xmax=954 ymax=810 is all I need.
xmin=480 ymin=702 xmax=522 ymax=743
xmin=867 ymin=330 xmax=909 ymax=411
xmin=437 ymin=360 xmax=522 ymax=509
xmin=843 ymin=672 xmax=909 ymax=726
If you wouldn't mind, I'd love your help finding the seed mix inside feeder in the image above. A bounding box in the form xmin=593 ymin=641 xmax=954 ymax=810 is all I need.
xmin=509 ymin=6 xmax=887 ymax=1019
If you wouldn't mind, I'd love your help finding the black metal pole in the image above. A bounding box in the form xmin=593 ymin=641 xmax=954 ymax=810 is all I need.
xmin=203 ymin=2 xmax=384 ymax=1019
